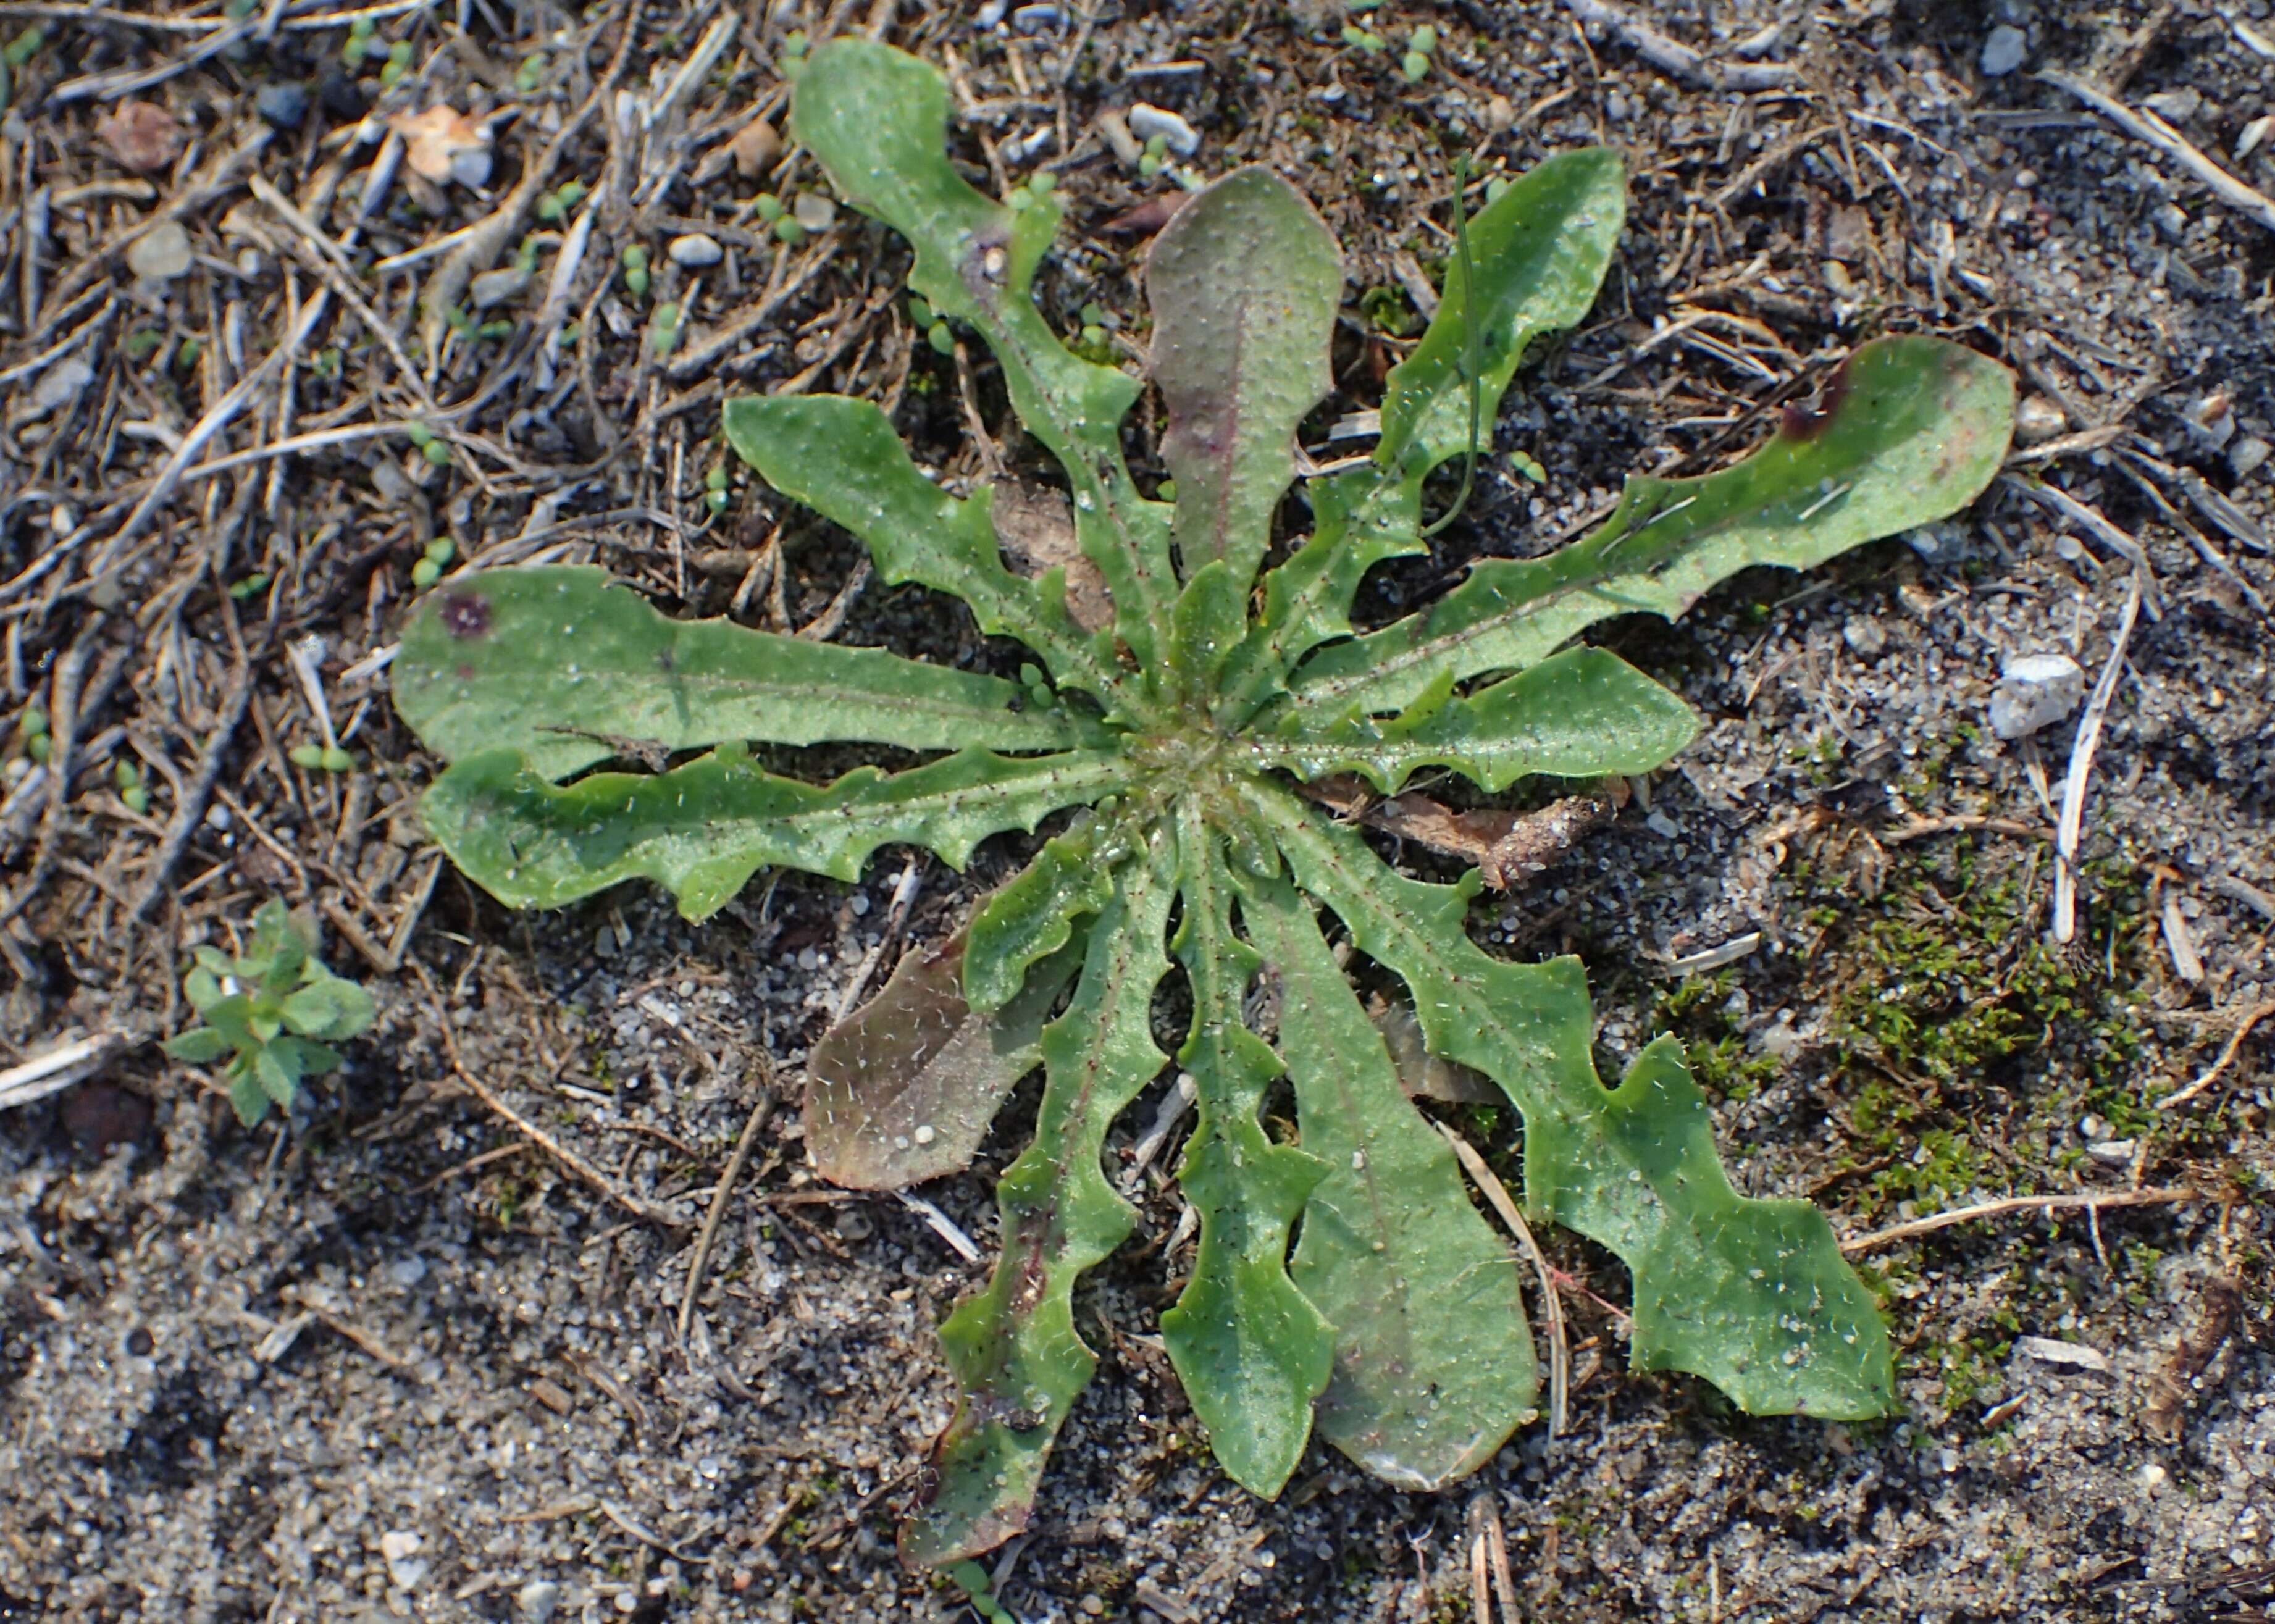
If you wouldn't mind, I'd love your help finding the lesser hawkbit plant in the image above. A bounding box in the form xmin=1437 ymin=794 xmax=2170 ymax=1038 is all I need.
xmin=393 ymin=41 xmax=2015 ymax=1563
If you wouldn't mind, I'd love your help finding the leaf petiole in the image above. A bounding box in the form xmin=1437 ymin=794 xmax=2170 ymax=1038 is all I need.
xmin=1420 ymin=155 xmax=1482 ymax=540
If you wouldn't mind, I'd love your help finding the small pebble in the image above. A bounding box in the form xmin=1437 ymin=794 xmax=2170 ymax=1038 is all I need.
xmin=2141 ymin=86 xmax=2203 ymax=123
xmin=30 ymin=358 xmax=94 ymax=417
xmin=470 ymin=266 xmax=530 ymax=309
xmin=2230 ymin=435 xmax=2270 ymax=480
xmin=1128 ymin=102 xmax=1199 ymax=157
xmin=668 ymin=232 xmax=723 ymax=267
xmin=2013 ymin=395 xmax=2067 ymax=446
xmin=791 ymin=193 xmax=837 ymax=231
xmin=727 ymin=115 xmax=780 ymax=178
xmin=1011 ymin=2 xmax=1065 ymax=30
xmin=1987 ymin=653 xmax=2085 ymax=740
xmin=1980 ymin=24 xmax=2027 ymax=77
xmin=2013 ymin=1335 xmax=2111 ymax=1374
xmin=379 ymin=1530 xmax=427 ymax=1592
xmin=126 ymin=220 xmax=193 ymax=282
xmin=449 ymin=144 xmax=493 ymax=190
xmin=1843 ymin=616 xmax=1887 ymax=658
xmin=2088 ymin=1139 xmax=2138 ymax=1168
xmin=255 ymin=80 xmax=309 ymax=129
xmin=319 ymin=71 xmax=367 ymax=120
xmin=517 ymin=1580 xmax=561 ymax=1624
xmin=1645 ymin=811 xmax=1681 ymax=839
xmin=835 ymin=1207 xmax=874 ymax=1241
xmin=2078 ymin=1114 xmax=2109 ymax=1142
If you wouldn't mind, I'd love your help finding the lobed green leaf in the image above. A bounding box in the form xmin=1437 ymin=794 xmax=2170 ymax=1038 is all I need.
xmin=1295 ymin=336 xmax=2016 ymax=714
xmin=419 ymin=743 xmax=1128 ymax=921
xmin=1240 ymin=871 xmax=1537 ymax=1488
xmin=721 ymin=397 xmax=1132 ymax=715
xmin=792 ymin=39 xmax=1177 ymax=685
xmin=962 ymin=814 xmax=1130 ymax=1013
xmin=1254 ymin=782 xmax=1893 ymax=1420
xmin=1157 ymin=805 xmax=1334 ymax=1497
xmin=903 ymin=832 xmax=1176 ymax=1566
xmin=395 ymin=566 xmax=1100 ymax=779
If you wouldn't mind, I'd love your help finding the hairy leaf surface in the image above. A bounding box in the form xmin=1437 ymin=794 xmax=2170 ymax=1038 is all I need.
xmin=903 ymin=835 xmax=1175 ymax=1566
xmin=1158 ymin=808 xmax=1333 ymax=1497
xmin=1294 ymin=336 xmax=2016 ymax=714
xmin=421 ymin=745 xmax=1126 ymax=919
xmin=1243 ymin=646 xmax=1698 ymax=793
xmin=791 ymin=40 xmax=1175 ymax=682
xmin=1241 ymin=873 xmax=1536 ymax=1487
xmin=1257 ymin=783 xmax=1893 ymax=1418
xmin=1148 ymin=167 xmax=1341 ymax=598
xmin=396 ymin=566 xmax=1097 ymax=779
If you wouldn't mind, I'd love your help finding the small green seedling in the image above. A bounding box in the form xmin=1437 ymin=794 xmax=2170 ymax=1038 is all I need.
xmin=393 ymin=42 xmax=2014 ymax=1566
xmin=622 ymin=243 xmax=650 ymax=298
xmin=163 ymin=900 xmax=375 ymax=1127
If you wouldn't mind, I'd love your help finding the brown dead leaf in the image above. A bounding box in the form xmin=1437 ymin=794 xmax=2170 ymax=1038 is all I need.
xmin=96 ymin=101 xmax=186 ymax=174
xmin=1359 ymin=785 xmax=1627 ymax=891
xmin=389 ymin=106 xmax=490 ymax=183
xmin=726 ymin=114 xmax=781 ymax=178
xmin=805 ymin=929 xmax=1078 ymax=1190
xmin=992 ymin=479 xmax=1114 ymax=634
xmin=1102 ymin=192 xmax=1191 ymax=238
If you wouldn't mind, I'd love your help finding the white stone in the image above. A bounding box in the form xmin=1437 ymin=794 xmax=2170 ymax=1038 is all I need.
xmin=2087 ymin=1138 xmax=2138 ymax=1167
xmin=2231 ymin=435 xmax=2271 ymax=480
xmin=1988 ymin=653 xmax=2086 ymax=740
xmin=1843 ymin=616 xmax=1887 ymax=658
xmin=2013 ymin=395 xmax=2067 ymax=446
xmin=2142 ymin=87 xmax=2203 ymax=123
xmin=2013 ymin=1335 xmax=2111 ymax=1373
xmin=518 ymin=1580 xmax=562 ymax=1623
xmin=127 ymin=220 xmax=193 ymax=281
xmin=379 ymin=1530 xmax=428 ymax=1591
xmin=668 ymin=232 xmax=723 ymax=267
xmin=792 ymin=193 xmax=837 ymax=231
xmin=30 ymin=358 xmax=94 ymax=417
xmin=1128 ymin=103 xmax=1200 ymax=156
xmin=1980 ymin=25 xmax=2027 ymax=77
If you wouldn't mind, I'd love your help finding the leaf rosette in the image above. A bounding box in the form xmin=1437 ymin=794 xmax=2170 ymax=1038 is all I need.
xmin=393 ymin=40 xmax=2016 ymax=1565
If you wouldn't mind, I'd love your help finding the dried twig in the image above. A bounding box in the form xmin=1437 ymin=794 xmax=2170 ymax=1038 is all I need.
xmin=677 ymin=1082 xmax=776 ymax=1357
xmin=1560 ymin=0 xmax=1797 ymax=91
xmin=0 ymin=1032 xmax=133 ymax=1112
xmin=1438 ymin=1123 xmax=1570 ymax=1438
xmin=1840 ymin=1187 xmax=2204 ymax=1255
xmin=2051 ymin=571 xmax=2143 ymax=944
xmin=2158 ymin=1001 xmax=2275 ymax=1111
xmin=2040 ymin=70 xmax=2275 ymax=237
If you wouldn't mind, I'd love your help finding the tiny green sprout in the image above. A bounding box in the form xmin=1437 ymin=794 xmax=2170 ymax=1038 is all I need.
xmin=538 ymin=194 xmax=564 ymax=222
xmin=404 ymin=421 xmax=437 ymax=448
xmin=412 ymin=558 xmax=442 ymax=588
xmin=25 ymin=733 xmax=51 ymax=764
xmin=228 ymin=571 xmax=269 ymax=601
xmin=926 ymin=320 xmax=954 ymax=356
xmin=1138 ymin=152 xmax=1163 ymax=178
xmin=705 ymin=466 xmax=730 ymax=493
xmin=1411 ymin=23 xmax=1439 ymax=54
xmin=1142 ymin=132 xmax=1169 ymax=158
xmin=1029 ymin=170 xmax=1055 ymax=195
xmin=706 ymin=489 xmax=730 ymax=516
xmin=19 ymin=708 xmax=47 ymax=740
xmin=341 ymin=34 xmax=365 ymax=65
xmin=174 ymin=337 xmax=204 ymax=371
xmin=114 ymin=759 xmax=141 ymax=792
xmin=1080 ymin=323 xmax=1106 ymax=348
xmin=476 ymin=319 xmax=513 ymax=341
xmin=625 ymin=266 xmax=650 ymax=297
xmin=123 ymin=782 xmax=149 ymax=814
xmin=517 ymin=53 xmax=545 ymax=92
xmin=558 ymin=320 xmax=582 ymax=346
xmin=1080 ymin=301 xmax=1109 ymax=329
xmin=908 ymin=295 xmax=935 ymax=329
xmin=1400 ymin=49 xmax=1430 ymax=81
xmin=773 ymin=216 xmax=807 ymax=245
xmin=348 ymin=15 xmax=375 ymax=36
xmin=162 ymin=899 xmax=375 ymax=1128
xmin=312 ymin=346 xmax=342 ymax=380
xmin=321 ymin=746 xmax=356 ymax=773
xmin=515 ymin=235 xmax=540 ymax=274
xmin=650 ymin=301 xmax=683 ymax=358
xmin=4 ymin=25 xmax=45 ymax=67
xmin=423 ymin=438 xmax=453 ymax=467
xmin=1343 ymin=24 xmax=1386 ymax=52
xmin=554 ymin=179 xmax=587 ymax=211
xmin=427 ymin=536 xmax=456 ymax=565
xmin=392 ymin=40 xmax=2016 ymax=1572
xmin=444 ymin=304 xmax=477 ymax=337
xmin=755 ymin=193 xmax=786 ymax=223
xmin=123 ymin=329 xmax=162 ymax=361
xmin=949 ymin=1562 xmax=990 ymax=1597
xmin=288 ymin=743 xmax=325 ymax=771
